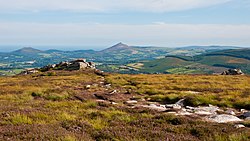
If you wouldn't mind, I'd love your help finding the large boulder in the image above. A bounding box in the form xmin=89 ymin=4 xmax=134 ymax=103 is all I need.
xmin=40 ymin=59 xmax=96 ymax=72
xmin=221 ymin=69 xmax=244 ymax=75
xmin=67 ymin=62 xmax=88 ymax=70
xmin=186 ymin=105 xmax=220 ymax=116
xmin=20 ymin=68 xmax=39 ymax=75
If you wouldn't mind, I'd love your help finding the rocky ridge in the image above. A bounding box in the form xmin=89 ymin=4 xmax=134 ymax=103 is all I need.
xmin=221 ymin=69 xmax=244 ymax=75
xmin=20 ymin=58 xmax=96 ymax=75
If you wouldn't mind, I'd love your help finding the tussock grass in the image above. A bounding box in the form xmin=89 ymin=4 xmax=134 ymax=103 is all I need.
xmin=0 ymin=70 xmax=249 ymax=140
xmin=107 ymin=74 xmax=250 ymax=109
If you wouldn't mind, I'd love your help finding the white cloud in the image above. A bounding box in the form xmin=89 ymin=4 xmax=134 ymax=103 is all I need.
xmin=0 ymin=0 xmax=232 ymax=13
xmin=0 ymin=22 xmax=249 ymax=47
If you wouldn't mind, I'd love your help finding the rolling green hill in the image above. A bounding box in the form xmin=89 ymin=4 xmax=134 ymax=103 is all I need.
xmin=0 ymin=43 xmax=248 ymax=75
xmin=128 ymin=48 xmax=250 ymax=74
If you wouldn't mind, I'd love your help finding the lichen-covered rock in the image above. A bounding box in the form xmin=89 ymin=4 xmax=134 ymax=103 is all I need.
xmin=206 ymin=114 xmax=242 ymax=123
xmin=20 ymin=68 xmax=39 ymax=75
xmin=221 ymin=69 xmax=244 ymax=75
xmin=40 ymin=58 xmax=96 ymax=72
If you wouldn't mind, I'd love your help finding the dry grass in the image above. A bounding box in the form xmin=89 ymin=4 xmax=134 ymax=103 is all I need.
xmin=0 ymin=70 xmax=249 ymax=140
xmin=106 ymin=74 xmax=250 ymax=109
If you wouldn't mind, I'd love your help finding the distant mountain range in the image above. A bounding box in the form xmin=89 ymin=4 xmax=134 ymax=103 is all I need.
xmin=12 ymin=47 xmax=43 ymax=55
xmin=0 ymin=42 xmax=249 ymax=75
xmin=2 ymin=42 xmax=245 ymax=55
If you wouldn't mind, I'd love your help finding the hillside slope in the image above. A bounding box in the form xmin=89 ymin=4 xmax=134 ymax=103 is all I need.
xmin=0 ymin=70 xmax=250 ymax=140
xmin=129 ymin=48 xmax=250 ymax=74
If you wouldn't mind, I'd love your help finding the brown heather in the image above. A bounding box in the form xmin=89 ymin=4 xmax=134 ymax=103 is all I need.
xmin=0 ymin=70 xmax=249 ymax=141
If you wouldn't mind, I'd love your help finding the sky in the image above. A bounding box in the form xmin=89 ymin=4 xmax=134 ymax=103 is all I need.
xmin=0 ymin=0 xmax=250 ymax=51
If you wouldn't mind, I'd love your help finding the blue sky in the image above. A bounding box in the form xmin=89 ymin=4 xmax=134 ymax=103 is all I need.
xmin=0 ymin=0 xmax=249 ymax=50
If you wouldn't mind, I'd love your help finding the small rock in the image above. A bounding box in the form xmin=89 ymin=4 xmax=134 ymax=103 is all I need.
xmin=186 ymin=106 xmax=196 ymax=110
xmin=245 ymin=117 xmax=250 ymax=120
xmin=167 ymin=111 xmax=177 ymax=114
xmin=175 ymin=98 xmax=186 ymax=107
xmin=206 ymin=114 xmax=242 ymax=123
xmin=195 ymin=110 xmax=214 ymax=116
xmin=243 ymin=112 xmax=250 ymax=118
xmin=240 ymin=109 xmax=248 ymax=113
xmin=86 ymin=85 xmax=91 ymax=89
xmin=110 ymin=90 xmax=117 ymax=94
xmin=111 ymin=102 xmax=118 ymax=105
xmin=96 ymin=99 xmax=105 ymax=102
xmin=125 ymin=100 xmax=138 ymax=105
xmin=159 ymin=105 xmax=166 ymax=108
xmin=173 ymin=104 xmax=182 ymax=110
xmin=225 ymin=109 xmax=236 ymax=115
xmin=185 ymin=91 xmax=200 ymax=94
xmin=142 ymin=104 xmax=166 ymax=112
xmin=92 ymin=84 xmax=98 ymax=87
xmin=165 ymin=104 xmax=182 ymax=110
xmin=234 ymin=124 xmax=245 ymax=129
xmin=105 ymin=84 xmax=112 ymax=89
xmin=176 ymin=110 xmax=193 ymax=116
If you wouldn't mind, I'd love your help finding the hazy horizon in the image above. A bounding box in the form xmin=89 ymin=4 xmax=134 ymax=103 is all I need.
xmin=0 ymin=0 xmax=249 ymax=49
xmin=0 ymin=43 xmax=249 ymax=52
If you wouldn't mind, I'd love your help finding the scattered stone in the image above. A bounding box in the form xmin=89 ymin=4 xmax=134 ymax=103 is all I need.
xmin=167 ymin=111 xmax=178 ymax=114
xmin=96 ymin=99 xmax=105 ymax=102
xmin=142 ymin=104 xmax=166 ymax=112
xmin=185 ymin=105 xmax=220 ymax=115
xmin=221 ymin=69 xmax=244 ymax=75
xmin=225 ymin=109 xmax=236 ymax=115
xmin=20 ymin=68 xmax=39 ymax=75
xmin=111 ymin=102 xmax=118 ymax=105
xmin=85 ymin=85 xmax=91 ymax=89
xmin=245 ymin=117 xmax=250 ymax=121
xmin=186 ymin=106 xmax=196 ymax=110
xmin=105 ymin=84 xmax=112 ymax=89
xmin=176 ymin=110 xmax=193 ymax=116
xmin=93 ymin=94 xmax=108 ymax=100
xmin=243 ymin=112 xmax=250 ymax=118
xmin=125 ymin=100 xmax=138 ymax=105
xmin=206 ymin=114 xmax=242 ymax=123
xmin=196 ymin=105 xmax=220 ymax=114
xmin=109 ymin=90 xmax=117 ymax=94
xmin=185 ymin=91 xmax=200 ymax=94
xmin=165 ymin=104 xmax=182 ymax=110
xmin=94 ymin=70 xmax=105 ymax=76
xmin=240 ymin=109 xmax=248 ymax=113
xmin=175 ymin=98 xmax=186 ymax=107
xmin=92 ymin=84 xmax=99 ymax=87
xmin=234 ymin=124 xmax=245 ymax=129
xmin=194 ymin=110 xmax=214 ymax=116
xmin=159 ymin=105 xmax=166 ymax=108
